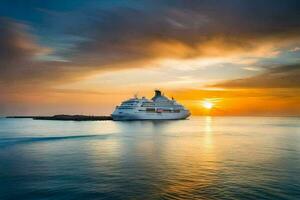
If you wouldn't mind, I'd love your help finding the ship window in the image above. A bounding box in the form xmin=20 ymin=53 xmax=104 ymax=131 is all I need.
xmin=118 ymin=107 xmax=134 ymax=109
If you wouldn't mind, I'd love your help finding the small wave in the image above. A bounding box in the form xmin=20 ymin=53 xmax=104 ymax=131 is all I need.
xmin=0 ymin=134 xmax=112 ymax=148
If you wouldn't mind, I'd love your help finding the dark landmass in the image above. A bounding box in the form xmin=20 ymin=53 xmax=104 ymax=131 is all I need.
xmin=7 ymin=115 xmax=112 ymax=121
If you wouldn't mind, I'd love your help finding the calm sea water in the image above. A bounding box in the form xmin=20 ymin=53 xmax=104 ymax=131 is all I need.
xmin=0 ymin=117 xmax=299 ymax=200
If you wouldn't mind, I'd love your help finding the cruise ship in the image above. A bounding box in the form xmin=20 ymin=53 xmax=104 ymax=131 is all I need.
xmin=111 ymin=90 xmax=190 ymax=120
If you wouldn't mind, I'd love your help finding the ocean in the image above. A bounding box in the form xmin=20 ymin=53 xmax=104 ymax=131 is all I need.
xmin=0 ymin=117 xmax=299 ymax=200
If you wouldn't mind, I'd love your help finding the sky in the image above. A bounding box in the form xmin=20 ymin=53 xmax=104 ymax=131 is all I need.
xmin=0 ymin=0 xmax=300 ymax=116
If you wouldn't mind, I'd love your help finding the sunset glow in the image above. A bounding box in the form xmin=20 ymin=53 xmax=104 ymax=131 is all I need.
xmin=0 ymin=1 xmax=299 ymax=116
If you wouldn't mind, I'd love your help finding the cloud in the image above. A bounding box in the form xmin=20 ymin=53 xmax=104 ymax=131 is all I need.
xmin=213 ymin=64 xmax=300 ymax=88
xmin=68 ymin=1 xmax=300 ymax=66
xmin=2 ymin=1 xmax=300 ymax=115
xmin=0 ymin=18 xmax=47 ymax=73
xmin=0 ymin=18 xmax=54 ymax=86
xmin=0 ymin=18 xmax=97 ymax=90
xmin=1 ymin=0 xmax=300 ymax=90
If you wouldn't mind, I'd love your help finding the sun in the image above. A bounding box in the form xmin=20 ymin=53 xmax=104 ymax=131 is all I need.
xmin=202 ymin=100 xmax=214 ymax=109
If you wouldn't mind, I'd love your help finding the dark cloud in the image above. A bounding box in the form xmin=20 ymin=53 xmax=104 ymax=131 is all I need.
xmin=1 ymin=0 xmax=300 ymax=89
xmin=67 ymin=0 xmax=300 ymax=65
xmin=213 ymin=64 xmax=300 ymax=88
xmin=0 ymin=18 xmax=93 ymax=89
xmin=0 ymin=18 xmax=43 ymax=70
xmin=0 ymin=18 xmax=51 ymax=86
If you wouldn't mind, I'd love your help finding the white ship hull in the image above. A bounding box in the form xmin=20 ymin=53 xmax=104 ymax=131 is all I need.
xmin=112 ymin=110 xmax=190 ymax=121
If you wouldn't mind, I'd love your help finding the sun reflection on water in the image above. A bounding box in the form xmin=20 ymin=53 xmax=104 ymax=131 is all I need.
xmin=204 ymin=116 xmax=213 ymax=150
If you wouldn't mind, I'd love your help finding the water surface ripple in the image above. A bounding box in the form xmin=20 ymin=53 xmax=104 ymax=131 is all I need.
xmin=0 ymin=117 xmax=299 ymax=200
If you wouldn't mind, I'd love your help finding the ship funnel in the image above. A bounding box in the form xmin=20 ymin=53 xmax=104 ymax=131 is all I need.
xmin=154 ymin=90 xmax=162 ymax=97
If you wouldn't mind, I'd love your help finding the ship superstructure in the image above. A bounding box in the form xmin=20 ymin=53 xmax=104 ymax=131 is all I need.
xmin=111 ymin=90 xmax=190 ymax=120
